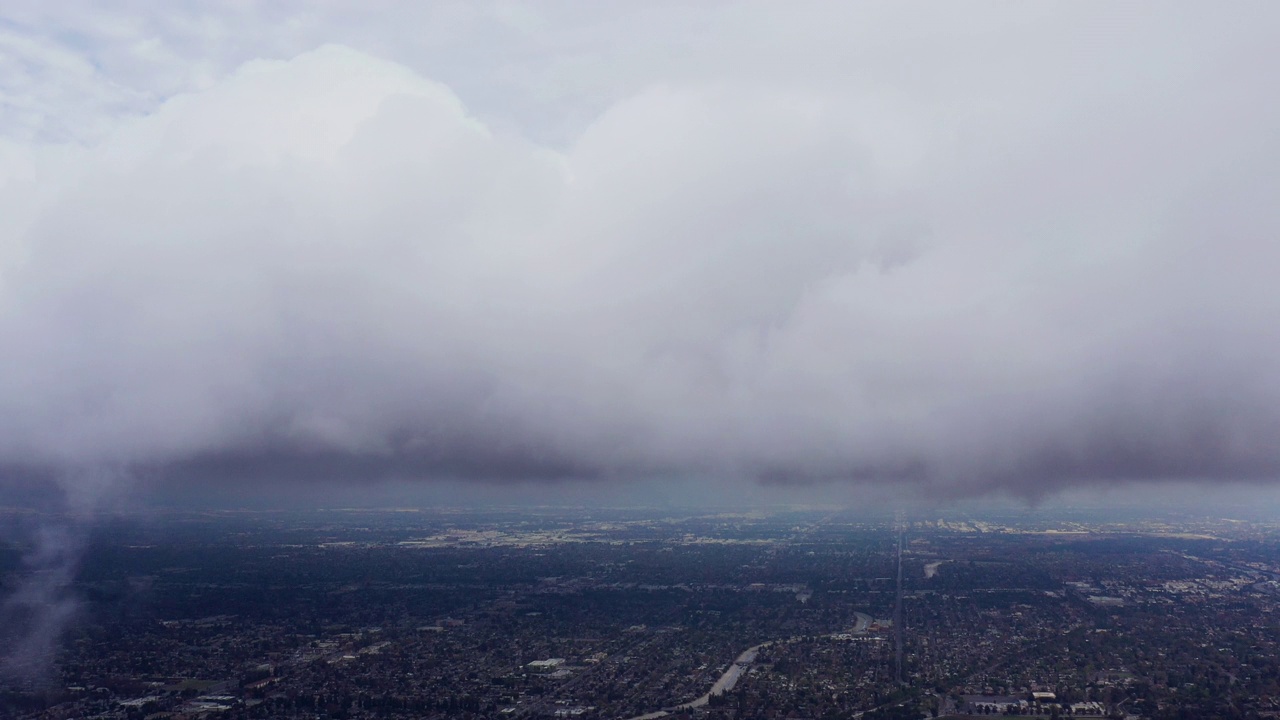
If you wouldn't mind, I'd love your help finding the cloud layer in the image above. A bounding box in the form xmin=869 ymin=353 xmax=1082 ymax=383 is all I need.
xmin=2 ymin=6 xmax=1280 ymax=500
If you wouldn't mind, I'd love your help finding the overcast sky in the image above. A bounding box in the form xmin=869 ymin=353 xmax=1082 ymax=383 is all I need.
xmin=1 ymin=2 xmax=1279 ymax=508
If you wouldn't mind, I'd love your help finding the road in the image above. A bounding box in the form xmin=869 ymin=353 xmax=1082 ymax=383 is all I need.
xmin=852 ymin=611 xmax=872 ymax=632
xmin=621 ymin=643 xmax=769 ymax=720
xmin=623 ymin=612 xmax=874 ymax=720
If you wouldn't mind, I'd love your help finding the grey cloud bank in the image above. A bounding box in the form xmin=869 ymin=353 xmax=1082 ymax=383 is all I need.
xmin=1 ymin=4 xmax=1279 ymax=503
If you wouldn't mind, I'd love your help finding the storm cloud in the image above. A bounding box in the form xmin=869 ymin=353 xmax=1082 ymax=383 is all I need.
xmin=1 ymin=4 xmax=1280 ymax=501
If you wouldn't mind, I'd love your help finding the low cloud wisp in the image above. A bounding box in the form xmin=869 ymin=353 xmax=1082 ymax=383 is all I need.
xmin=0 ymin=523 xmax=83 ymax=682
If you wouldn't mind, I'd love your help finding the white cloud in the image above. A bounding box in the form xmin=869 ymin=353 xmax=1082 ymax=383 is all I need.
xmin=0 ymin=5 xmax=1279 ymax=500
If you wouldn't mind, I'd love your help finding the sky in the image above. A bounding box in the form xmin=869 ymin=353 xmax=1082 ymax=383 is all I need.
xmin=1 ymin=2 xmax=1280 ymax=510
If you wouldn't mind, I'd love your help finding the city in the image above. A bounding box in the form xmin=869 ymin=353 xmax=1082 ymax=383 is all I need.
xmin=5 ymin=506 xmax=1280 ymax=719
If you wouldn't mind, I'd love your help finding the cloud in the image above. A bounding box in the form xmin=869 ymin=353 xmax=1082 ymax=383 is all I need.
xmin=0 ymin=522 xmax=83 ymax=681
xmin=0 ymin=7 xmax=1278 ymax=502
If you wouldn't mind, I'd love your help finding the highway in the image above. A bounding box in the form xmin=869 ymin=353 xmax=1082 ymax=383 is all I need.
xmin=623 ymin=612 xmax=875 ymax=720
